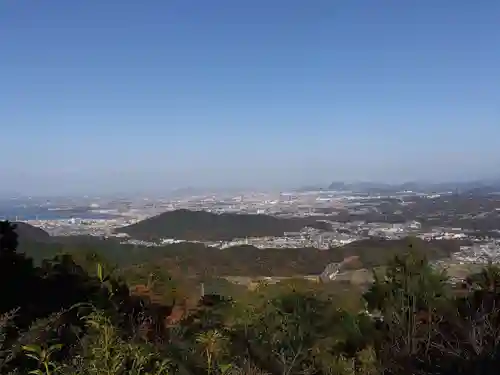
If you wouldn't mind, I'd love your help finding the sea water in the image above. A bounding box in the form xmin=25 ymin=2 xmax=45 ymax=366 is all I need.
xmin=0 ymin=205 xmax=115 ymax=221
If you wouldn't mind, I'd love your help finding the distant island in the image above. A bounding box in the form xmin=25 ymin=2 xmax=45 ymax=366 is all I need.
xmin=115 ymin=209 xmax=319 ymax=241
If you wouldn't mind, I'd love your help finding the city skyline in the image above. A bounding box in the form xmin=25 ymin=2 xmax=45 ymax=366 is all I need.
xmin=1 ymin=0 xmax=499 ymax=195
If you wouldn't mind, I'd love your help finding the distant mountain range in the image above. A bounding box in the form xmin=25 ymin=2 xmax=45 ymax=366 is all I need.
xmin=321 ymin=179 xmax=500 ymax=194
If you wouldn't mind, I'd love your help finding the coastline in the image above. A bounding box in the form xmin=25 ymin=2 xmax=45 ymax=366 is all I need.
xmin=0 ymin=207 xmax=119 ymax=221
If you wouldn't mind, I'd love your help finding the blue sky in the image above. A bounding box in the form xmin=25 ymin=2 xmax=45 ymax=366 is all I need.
xmin=1 ymin=0 xmax=499 ymax=195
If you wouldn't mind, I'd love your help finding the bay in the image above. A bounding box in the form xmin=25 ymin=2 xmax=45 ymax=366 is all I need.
xmin=0 ymin=205 xmax=116 ymax=221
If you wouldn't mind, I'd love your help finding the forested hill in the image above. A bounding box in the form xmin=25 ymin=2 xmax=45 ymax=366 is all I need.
xmin=15 ymin=233 xmax=462 ymax=276
xmin=115 ymin=209 xmax=319 ymax=241
xmin=13 ymin=222 xmax=52 ymax=243
xmin=117 ymin=237 xmax=461 ymax=278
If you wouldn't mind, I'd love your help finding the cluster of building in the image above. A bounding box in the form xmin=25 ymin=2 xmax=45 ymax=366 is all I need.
xmin=452 ymin=242 xmax=500 ymax=264
xmin=23 ymin=217 xmax=130 ymax=237
xmin=13 ymin=191 xmax=500 ymax=270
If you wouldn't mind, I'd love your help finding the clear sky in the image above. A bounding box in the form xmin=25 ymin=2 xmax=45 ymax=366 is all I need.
xmin=1 ymin=0 xmax=499 ymax=196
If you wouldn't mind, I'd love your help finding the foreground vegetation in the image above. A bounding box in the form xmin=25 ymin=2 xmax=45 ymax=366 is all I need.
xmin=2 ymin=220 xmax=500 ymax=374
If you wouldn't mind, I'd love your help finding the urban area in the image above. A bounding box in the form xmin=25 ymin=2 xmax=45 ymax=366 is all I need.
xmin=9 ymin=188 xmax=500 ymax=268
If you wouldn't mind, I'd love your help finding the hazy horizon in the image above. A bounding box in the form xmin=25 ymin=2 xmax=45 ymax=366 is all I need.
xmin=2 ymin=175 xmax=499 ymax=199
xmin=2 ymin=0 xmax=499 ymax=196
